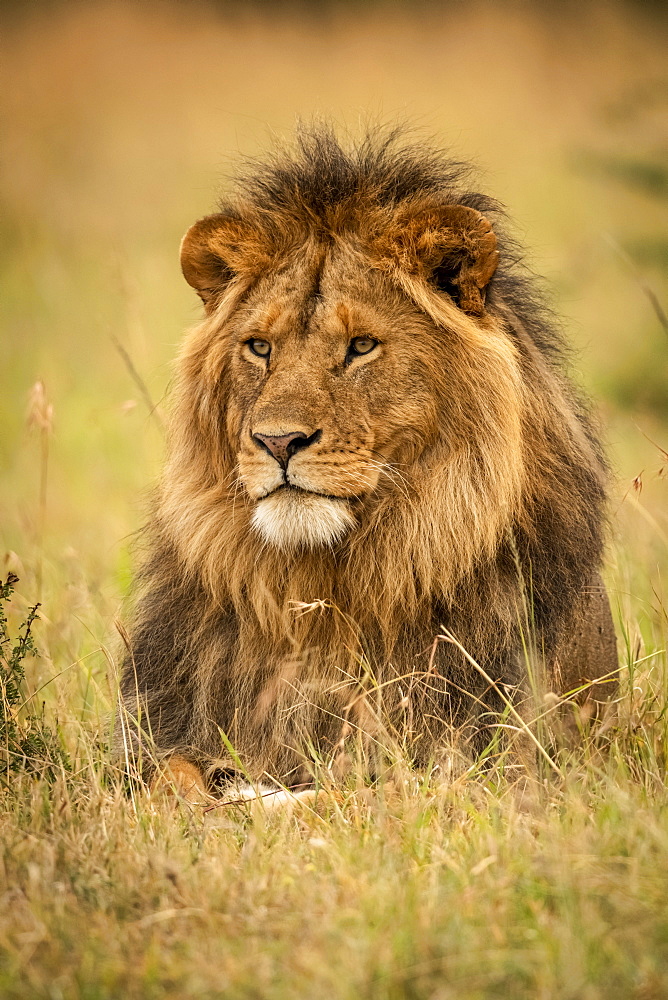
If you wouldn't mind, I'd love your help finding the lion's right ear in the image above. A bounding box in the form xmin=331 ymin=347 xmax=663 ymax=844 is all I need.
xmin=180 ymin=214 xmax=269 ymax=309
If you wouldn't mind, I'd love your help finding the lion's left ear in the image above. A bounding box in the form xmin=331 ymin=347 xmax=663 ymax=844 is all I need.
xmin=380 ymin=205 xmax=500 ymax=315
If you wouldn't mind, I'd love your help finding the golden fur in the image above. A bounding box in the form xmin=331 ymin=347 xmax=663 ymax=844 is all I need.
xmin=119 ymin=127 xmax=614 ymax=789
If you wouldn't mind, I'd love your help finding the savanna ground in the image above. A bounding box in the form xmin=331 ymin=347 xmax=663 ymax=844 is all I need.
xmin=1 ymin=2 xmax=667 ymax=997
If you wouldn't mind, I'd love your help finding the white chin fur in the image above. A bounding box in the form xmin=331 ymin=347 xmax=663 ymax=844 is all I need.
xmin=251 ymin=490 xmax=356 ymax=551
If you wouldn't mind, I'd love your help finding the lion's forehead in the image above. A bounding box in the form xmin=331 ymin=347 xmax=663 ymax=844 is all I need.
xmin=237 ymin=250 xmax=405 ymax=344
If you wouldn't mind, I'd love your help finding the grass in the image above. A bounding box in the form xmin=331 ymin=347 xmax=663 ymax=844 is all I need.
xmin=1 ymin=703 xmax=668 ymax=998
xmin=1 ymin=1 xmax=668 ymax=996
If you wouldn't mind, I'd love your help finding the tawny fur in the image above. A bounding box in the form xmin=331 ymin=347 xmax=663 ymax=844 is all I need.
xmin=118 ymin=126 xmax=614 ymax=789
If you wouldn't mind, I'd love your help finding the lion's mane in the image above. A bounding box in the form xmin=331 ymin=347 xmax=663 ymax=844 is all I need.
xmin=119 ymin=127 xmax=610 ymax=784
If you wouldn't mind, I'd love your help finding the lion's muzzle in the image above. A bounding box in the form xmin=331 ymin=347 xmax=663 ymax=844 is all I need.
xmin=240 ymin=425 xmax=371 ymax=549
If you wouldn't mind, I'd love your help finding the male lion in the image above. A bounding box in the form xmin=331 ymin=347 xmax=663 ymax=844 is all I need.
xmin=118 ymin=127 xmax=617 ymax=801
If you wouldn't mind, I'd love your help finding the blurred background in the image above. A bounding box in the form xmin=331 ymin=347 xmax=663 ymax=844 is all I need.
xmin=1 ymin=0 xmax=666 ymax=719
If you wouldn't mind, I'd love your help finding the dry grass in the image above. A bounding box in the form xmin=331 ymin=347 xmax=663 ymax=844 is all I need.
xmin=1 ymin=1 xmax=667 ymax=996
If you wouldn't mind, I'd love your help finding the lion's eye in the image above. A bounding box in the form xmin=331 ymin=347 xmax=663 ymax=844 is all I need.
xmin=348 ymin=337 xmax=378 ymax=357
xmin=248 ymin=338 xmax=271 ymax=358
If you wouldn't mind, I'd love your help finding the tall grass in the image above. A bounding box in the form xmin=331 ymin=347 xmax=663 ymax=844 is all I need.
xmin=1 ymin=1 xmax=667 ymax=996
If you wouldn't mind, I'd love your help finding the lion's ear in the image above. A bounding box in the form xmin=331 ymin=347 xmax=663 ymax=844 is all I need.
xmin=386 ymin=205 xmax=500 ymax=315
xmin=180 ymin=214 xmax=268 ymax=309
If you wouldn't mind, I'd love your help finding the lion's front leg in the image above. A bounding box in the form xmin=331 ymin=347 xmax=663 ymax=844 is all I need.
xmin=151 ymin=755 xmax=210 ymax=803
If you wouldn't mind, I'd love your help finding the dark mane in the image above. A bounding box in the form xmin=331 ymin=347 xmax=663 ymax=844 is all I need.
xmin=230 ymin=125 xmax=475 ymax=214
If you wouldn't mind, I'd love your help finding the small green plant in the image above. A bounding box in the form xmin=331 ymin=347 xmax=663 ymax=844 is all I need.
xmin=0 ymin=572 xmax=68 ymax=783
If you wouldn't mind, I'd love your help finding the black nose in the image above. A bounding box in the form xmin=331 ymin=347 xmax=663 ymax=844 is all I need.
xmin=252 ymin=429 xmax=321 ymax=468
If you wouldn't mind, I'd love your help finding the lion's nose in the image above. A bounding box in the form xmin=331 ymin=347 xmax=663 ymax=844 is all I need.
xmin=252 ymin=429 xmax=321 ymax=469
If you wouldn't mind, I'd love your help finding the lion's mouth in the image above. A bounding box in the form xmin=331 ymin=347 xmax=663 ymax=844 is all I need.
xmin=265 ymin=483 xmax=353 ymax=504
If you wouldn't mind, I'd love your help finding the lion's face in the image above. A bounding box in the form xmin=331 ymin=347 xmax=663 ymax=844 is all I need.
xmin=225 ymin=249 xmax=440 ymax=551
xmin=174 ymin=196 xmax=520 ymax=575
